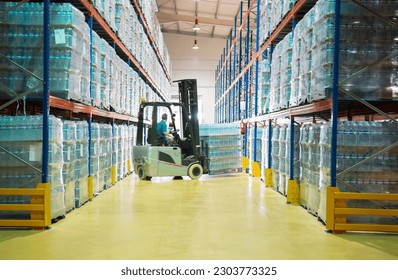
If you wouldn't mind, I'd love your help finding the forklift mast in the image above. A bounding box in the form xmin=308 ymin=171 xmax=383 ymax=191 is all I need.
xmin=177 ymin=79 xmax=199 ymax=149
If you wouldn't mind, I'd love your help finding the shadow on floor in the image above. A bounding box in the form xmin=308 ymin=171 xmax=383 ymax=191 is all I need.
xmin=332 ymin=231 xmax=398 ymax=258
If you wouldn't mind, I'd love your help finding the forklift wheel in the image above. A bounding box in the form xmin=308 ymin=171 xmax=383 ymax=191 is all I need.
xmin=188 ymin=163 xmax=203 ymax=180
xmin=137 ymin=166 xmax=150 ymax=180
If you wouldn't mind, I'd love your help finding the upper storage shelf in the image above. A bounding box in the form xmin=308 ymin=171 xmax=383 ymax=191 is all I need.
xmin=65 ymin=0 xmax=171 ymax=102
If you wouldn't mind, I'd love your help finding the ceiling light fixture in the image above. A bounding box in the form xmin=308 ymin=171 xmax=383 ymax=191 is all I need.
xmin=193 ymin=18 xmax=200 ymax=31
xmin=192 ymin=39 xmax=199 ymax=50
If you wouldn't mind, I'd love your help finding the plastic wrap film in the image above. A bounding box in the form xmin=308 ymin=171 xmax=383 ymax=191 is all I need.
xmin=90 ymin=123 xmax=100 ymax=195
xmin=318 ymin=121 xmax=398 ymax=224
xmin=299 ymin=123 xmax=310 ymax=206
xmin=0 ymin=1 xmax=169 ymax=115
xmin=256 ymin=128 xmax=263 ymax=165
xmin=259 ymin=51 xmax=271 ymax=114
xmin=277 ymin=125 xmax=287 ymax=195
xmin=269 ymin=33 xmax=293 ymax=112
xmin=259 ymin=0 xmax=298 ymax=45
xmin=127 ymin=125 xmax=134 ymax=172
xmin=75 ymin=121 xmax=89 ymax=207
xmin=90 ymin=0 xmax=172 ymax=98
xmin=112 ymin=124 xmax=119 ymax=180
xmin=99 ymin=38 xmax=110 ymax=110
xmin=0 ymin=115 xmax=65 ymax=219
xmin=285 ymin=123 xmax=300 ymax=180
xmin=259 ymin=0 xmax=272 ymax=45
xmin=116 ymin=124 xmax=127 ymax=180
xmin=116 ymin=125 xmax=122 ymax=180
xmin=62 ymin=120 xmax=77 ymax=212
xmin=260 ymin=124 xmax=271 ymax=180
xmin=271 ymin=125 xmax=280 ymax=191
xmin=261 ymin=126 xmax=272 ymax=168
xmin=91 ymin=31 xmax=102 ymax=108
xmin=247 ymin=126 xmax=262 ymax=173
xmin=263 ymin=0 xmax=398 ymax=112
xmin=97 ymin=39 xmax=145 ymax=115
xmin=0 ymin=2 xmax=90 ymax=104
xmin=269 ymin=42 xmax=282 ymax=113
xmin=200 ymin=123 xmax=242 ymax=175
xmin=290 ymin=8 xmax=315 ymax=107
xmin=338 ymin=0 xmax=398 ymax=100
xmin=298 ymin=123 xmax=322 ymax=215
xmin=99 ymin=123 xmax=113 ymax=188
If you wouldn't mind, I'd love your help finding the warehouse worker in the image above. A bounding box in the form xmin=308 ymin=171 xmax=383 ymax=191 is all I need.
xmin=157 ymin=113 xmax=173 ymax=145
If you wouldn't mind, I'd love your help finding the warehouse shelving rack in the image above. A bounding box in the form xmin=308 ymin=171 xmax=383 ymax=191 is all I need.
xmin=0 ymin=0 xmax=171 ymax=228
xmin=215 ymin=0 xmax=398 ymax=233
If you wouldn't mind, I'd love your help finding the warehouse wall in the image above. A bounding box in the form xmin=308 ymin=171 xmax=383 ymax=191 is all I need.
xmin=163 ymin=33 xmax=226 ymax=124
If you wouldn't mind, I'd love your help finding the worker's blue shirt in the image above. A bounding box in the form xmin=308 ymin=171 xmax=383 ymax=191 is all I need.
xmin=157 ymin=120 xmax=167 ymax=140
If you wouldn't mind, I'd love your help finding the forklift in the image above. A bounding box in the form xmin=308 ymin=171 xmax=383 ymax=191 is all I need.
xmin=133 ymin=79 xmax=208 ymax=180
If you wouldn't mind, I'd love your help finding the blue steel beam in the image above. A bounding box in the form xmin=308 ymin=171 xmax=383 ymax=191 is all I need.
xmin=253 ymin=0 xmax=261 ymax=162
xmin=331 ymin=0 xmax=341 ymax=187
xmin=88 ymin=118 xmax=92 ymax=177
xmin=88 ymin=16 xmax=93 ymax=104
xmin=290 ymin=17 xmax=297 ymax=180
xmin=226 ymin=36 xmax=230 ymax=123
xmin=243 ymin=0 xmax=251 ymax=157
xmin=267 ymin=44 xmax=274 ymax=169
xmin=289 ymin=117 xmax=295 ymax=180
xmin=42 ymin=0 xmax=50 ymax=183
xmin=233 ymin=14 xmax=238 ymax=121
xmin=268 ymin=119 xmax=272 ymax=169
xmin=238 ymin=1 xmax=243 ymax=120
xmin=229 ymin=30 xmax=233 ymax=123
xmin=88 ymin=16 xmax=93 ymax=177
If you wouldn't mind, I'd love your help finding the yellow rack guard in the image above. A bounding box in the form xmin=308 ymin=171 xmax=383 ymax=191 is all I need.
xmin=0 ymin=183 xmax=51 ymax=229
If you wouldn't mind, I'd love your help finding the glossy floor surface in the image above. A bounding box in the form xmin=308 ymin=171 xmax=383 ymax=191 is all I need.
xmin=0 ymin=173 xmax=397 ymax=260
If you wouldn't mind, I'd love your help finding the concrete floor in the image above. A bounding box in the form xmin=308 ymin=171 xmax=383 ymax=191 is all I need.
xmin=0 ymin=173 xmax=397 ymax=260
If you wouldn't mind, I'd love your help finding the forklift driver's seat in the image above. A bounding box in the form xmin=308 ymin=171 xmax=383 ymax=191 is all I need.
xmin=147 ymin=126 xmax=166 ymax=146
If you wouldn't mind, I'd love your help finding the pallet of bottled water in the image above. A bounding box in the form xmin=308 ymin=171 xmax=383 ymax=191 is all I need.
xmin=0 ymin=115 xmax=66 ymax=220
xmin=318 ymin=121 xmax=398 ymax=224
xmin=200 ymin=123 xmax=242 ymax=175
xmin=262 ymin=0 xmax=398 ymax=112
xmin=299 ymin=123 xmax=322 ymax=215
xmin=0 ymin=2 xmax=91 ymax=104
xmin=99 ymin=123 xmax=113 ymax=189
xmin=270 ymin=123 xmax=300 ymax=195
xmin=62 ymin=120 xmax=77 ymax=212
xmin=75 ymin=121 xmax=89 ymax=208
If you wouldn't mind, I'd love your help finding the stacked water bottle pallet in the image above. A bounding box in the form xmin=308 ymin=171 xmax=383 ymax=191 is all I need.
xmin=248 ymin=126 xmax=263 ymax=173
xmin=299 ymin=123 xmax=322 ymax=215
xmin=265 ymin=120 xmax=397 ymax=226
xmin=269 ymin=33 xmax=293 ymax=112
xmin=200 ymin=123 xmax=242 ymax=175
xmin=338 ymin=0 xmax=398 ymax=100
xmin=271 ymin=125 xmax=281 ymax=192
xmin=75 ymin=120 xmax=89 ymax=207
xmin=260 ymin=125 xmax=271 ymax=181
xmin=261 ymin=0 xmax=398 ymax=113
xmin=90 ymin=0 xmax=172 ymax=96
xmin=259 ymin=53 xmax=271 ymax=115
xmin=318 ymin=121 xmax=398 ymax=224
xmin=270 ymin=123 xmax=300 ymax=196
xmin=0 ymin=115 xmax=136 ymax=222
xmin=0 ymin=2 xmax=90 ymax=104
xmin=0 ymin=1 xmax=168 ymax=116
xmin=259 ymin=0 xmax=299 ymax=45
xmin=0 ymin=116 xmax=65 ymax=220
xmin=99 ymin=123 xmax=113 ymax=189
xmin=62 ymin=120 xmax=77 ymax=212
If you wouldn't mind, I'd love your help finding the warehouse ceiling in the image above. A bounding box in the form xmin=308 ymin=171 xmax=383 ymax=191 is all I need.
xmin=155 ymin=0 xmax=244 ymax=39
